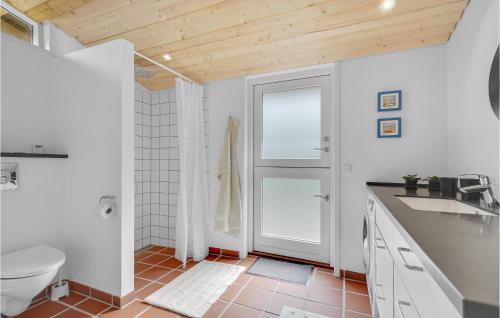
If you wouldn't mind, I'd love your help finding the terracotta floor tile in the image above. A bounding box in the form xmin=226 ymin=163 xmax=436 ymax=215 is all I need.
xmin=265 ymin=293 xmax=305 ymax=315
xmin=262 ymin=313 xmax=279 ymax=318
xmin=312 ymin=271 xmax=343 ymax=290
xmin=234 ymin=286 xmax=272 ymax=309
xmin=307 ymin=285 xmax=343 ymax=307
xmin=221 ymin=304 xmax=262 ymax=318
xmin=215 ymin=256 xmax=240 ymax=265
xmin=157 ymin=270 xmax=183 ymax=284
xmin=28 ymin=297 xmax=48 ymax=308
xmin=238 ymin=258 xmax=257 ymax=268
xmin=158 ymin=247 xmax=175 ymax=255
xmin=235 ymin=273 xmax=253 ymax=285
xmin=75 ymin=298 xmax=110 ymax=315
xmin=135 ymin=251 xmax=154 ymax=261
xmin=54 ymin=308 xmax=92 ymax=318
xmin=345 ymin=280 xmax=368 ymax=295
xmin=135 ymin=262 xmax=152 ymax=275
xmin=137 ymin=266 xmax=171 ymax=280
xmin=303 ymin=301 xmax=342 ymax=318
xmin=205 ymin=254 xmax=219 ymax=261
xmin=135 ymin=283 xmax=164 ymax=300
xmin=140 ymin=254 xmax=172 ymax=266
xmin=220 ymin=284 xmax=243 ymax=301
xmin=248 ymin=276 xmax=279 ymax=291
xmin=345 ymin=292 xmax=372 ymax=316
xmin=59 ymin=292 xmax=87 ymax=306
xmin=276 ymin=282 xmax=309 ymax=299
xmin=139 ymin=306 xmax=177 ymax=318
xmin=135 ymin=277 xmax=151 ymax=291
xmin=180 ymin=260 xmax=198 ymax=270
xmin=345 ymin=310 xmax=372 ymax=318
xmin=16 ymin=300 xmax=68 ymax=318
xmin=145 ymin=245 xmax=165 ymax=253
xmin=202 ymin=300 xmax=228 ymax=318
xmin=158 ymin=257 xmax=183 ymax=269
xmin=99 ymin=301 xmax=150 ymax=318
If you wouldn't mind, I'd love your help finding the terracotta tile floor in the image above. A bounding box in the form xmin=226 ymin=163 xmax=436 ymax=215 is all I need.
xmin=16 ymin=245 xmax=372 ymax=318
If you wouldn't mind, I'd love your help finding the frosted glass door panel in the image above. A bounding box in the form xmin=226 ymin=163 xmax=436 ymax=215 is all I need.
xmin=262 ymin=87 xmax=321 ymax=159
xmin=262 ymin=177 xmax=321 ymax=243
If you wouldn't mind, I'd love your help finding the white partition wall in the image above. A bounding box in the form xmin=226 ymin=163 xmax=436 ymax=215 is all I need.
xmin=51 ymin=39 xmax=135 ymax=297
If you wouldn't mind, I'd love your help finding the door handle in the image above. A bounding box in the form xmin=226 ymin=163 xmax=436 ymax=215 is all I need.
xmin=313 ymin=194 xmax=329 ymax=201
xmin=313 ymin=147 xmax=329 ymax=152
xmin=397 ymin=247 xmax=424 ymax=272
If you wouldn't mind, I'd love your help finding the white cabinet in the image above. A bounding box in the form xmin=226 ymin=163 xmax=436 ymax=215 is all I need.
xmin=394 ymin=268 xmax=419 ymax=318
xmin=371 ymin=194 xmax=462 ymax=318
xmin=375 ymin=226 xmax=394 ymax=318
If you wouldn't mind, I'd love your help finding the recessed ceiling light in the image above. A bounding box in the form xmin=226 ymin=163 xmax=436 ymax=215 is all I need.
xmin=380 ymin=0 xmax=396 ymax=12
xmin=162 ymin=53 xmax=172 ymax=61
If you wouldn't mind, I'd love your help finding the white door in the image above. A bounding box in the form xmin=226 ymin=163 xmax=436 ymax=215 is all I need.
xmin=253 ymin=75 xmax=331 ymax=263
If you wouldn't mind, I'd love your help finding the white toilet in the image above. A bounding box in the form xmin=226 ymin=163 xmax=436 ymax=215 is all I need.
xmin=1 ymin=245 xmax=65 ymax=317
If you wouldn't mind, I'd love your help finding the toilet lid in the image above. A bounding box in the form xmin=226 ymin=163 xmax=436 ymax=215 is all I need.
xmin=1 ymin=245 xmax=65 ymax=279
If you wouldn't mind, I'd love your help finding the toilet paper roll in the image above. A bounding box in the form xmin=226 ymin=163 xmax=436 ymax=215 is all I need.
xmin=99 ymin=200 xmax=117 ymax=219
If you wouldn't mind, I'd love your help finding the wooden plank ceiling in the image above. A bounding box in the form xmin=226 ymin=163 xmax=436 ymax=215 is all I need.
xmin=7 ymin=0 xmax=468 ymax=90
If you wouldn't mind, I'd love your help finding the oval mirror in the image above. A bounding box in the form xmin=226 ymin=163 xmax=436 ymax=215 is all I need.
xmin=489 ymin=46 xmax=499 ymax=119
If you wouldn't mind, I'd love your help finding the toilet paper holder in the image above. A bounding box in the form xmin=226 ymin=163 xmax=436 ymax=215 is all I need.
xmin=99 ymin=195 xmax=115 ymax=203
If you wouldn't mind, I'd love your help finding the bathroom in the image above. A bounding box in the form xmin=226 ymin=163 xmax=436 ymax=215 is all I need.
xmin=0 ymin=0 xmax=498 ymax=317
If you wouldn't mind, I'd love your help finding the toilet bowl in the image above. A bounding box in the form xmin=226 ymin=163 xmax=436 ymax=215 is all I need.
xmin=1 ymin=245 xmax=65 ymax=317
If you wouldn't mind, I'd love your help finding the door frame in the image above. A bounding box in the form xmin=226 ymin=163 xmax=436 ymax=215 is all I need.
xmin=242 ymin=64 xmax=341 ymax=276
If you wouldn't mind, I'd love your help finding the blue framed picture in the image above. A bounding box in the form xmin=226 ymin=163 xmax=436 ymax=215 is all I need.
xmin=377 ymin=117 xmax=401 ymax=138
xmin=378 ymin=90 xmax=402 ymax=111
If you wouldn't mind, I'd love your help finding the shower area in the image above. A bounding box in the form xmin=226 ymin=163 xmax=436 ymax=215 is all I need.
xmin=133 ymin=57 xmax=210 ymax=252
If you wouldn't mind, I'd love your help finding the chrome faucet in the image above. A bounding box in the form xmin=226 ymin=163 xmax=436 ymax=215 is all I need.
xmin=458 ymin=174 xmax=499 ymax=208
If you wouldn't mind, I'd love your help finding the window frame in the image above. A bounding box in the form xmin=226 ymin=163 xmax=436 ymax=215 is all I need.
xmin=0 ymin=0 xmax=39 ymax=46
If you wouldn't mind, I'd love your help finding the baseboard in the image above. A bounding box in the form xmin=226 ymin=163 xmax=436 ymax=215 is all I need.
xmin=340 ymin=270 xmax=367 ymax=282
xmin=208 ymin=246 xmax=240 ymax=258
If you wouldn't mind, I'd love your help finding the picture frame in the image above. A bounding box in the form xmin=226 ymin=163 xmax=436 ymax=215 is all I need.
xmin=378 ymin=90 xmax=402 ymax=111
xmin=377 ymin=117 xmax=401 ymax=138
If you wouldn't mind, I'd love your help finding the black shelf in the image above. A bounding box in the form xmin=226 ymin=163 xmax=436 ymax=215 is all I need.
xmin=1 ymin=152 xmax=68 ymax=158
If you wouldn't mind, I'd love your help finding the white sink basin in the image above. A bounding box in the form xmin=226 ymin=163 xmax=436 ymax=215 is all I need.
xmin=397 ymin=196 xmax=496 ymax=216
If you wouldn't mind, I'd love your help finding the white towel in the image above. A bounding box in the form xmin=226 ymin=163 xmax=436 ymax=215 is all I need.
xmin=215 ymin=117 xmax=241 ymax=237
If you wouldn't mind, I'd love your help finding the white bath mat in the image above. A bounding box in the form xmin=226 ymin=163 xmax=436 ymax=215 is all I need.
xmin=145 ymin=260 xmax=245 ymax=318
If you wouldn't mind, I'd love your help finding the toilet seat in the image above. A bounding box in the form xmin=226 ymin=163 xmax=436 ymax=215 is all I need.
xmin=1 ymin=245 xmax=65 ymax=279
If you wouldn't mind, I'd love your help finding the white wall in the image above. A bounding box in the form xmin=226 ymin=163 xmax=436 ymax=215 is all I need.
xmin=0 ymin=158 xmax=67 ymax=256
xmin=1 ymin=35 xmax=67 ymax=259
xmin=206 ymin=77 xmax=246 ymax=251
xmin=339 ymin=45 xmax=449 ymax=272
xmin=52 ymin=39 xmax=134 ymax=296
xmin=1 ymin=35 xmax=134 ymax=297
xmin=42 ymin=21 xmax=85 ymax=56
xmin=1 ymin=34 xmax=64 ymax=153
xmin=447 ymin=0 xmax=499 ymax=189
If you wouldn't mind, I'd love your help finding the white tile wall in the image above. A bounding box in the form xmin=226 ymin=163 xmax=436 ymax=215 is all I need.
xmin=134 ymin=84 xmax=209 ymax=251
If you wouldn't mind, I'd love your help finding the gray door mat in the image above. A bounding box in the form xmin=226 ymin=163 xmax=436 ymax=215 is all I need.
xmin=247 ymin=257 xmax=313 ymax=285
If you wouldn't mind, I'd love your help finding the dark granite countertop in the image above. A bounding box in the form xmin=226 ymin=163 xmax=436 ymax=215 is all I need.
xmin=367 ymin=183 xmax=499 ymax=318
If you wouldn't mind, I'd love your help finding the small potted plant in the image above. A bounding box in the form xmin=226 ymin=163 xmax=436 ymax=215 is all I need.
xmin=402 ymin=174 xmax=421 ymax=190
xmin=426 ymin=176 xmax=441 ymax=192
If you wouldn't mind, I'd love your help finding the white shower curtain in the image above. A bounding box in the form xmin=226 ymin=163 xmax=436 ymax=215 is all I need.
xmin=175 ymin=78 xmax=209 ymax=266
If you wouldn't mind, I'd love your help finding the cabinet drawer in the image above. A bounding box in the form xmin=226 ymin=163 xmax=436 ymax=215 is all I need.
xmin=394 ymin=267 xmax=419 ymax=318
xmin=393 ymin=228 xmax=461 ymax=318
xmin=375 ymin=226 xmax=394 ymax=318
xmin=375 ymin=201 xmax=394 ymax=249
